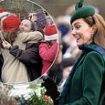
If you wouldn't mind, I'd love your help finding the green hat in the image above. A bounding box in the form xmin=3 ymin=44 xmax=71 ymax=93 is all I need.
xmin=71 ymin=0 xmax=95 ymax=24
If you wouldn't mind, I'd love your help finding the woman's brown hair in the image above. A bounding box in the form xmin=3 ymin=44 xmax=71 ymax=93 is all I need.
xmin=84 ymin=13 xmax=105 ymax=48
xmin=2 ymin=29 xmax=18 ymax=44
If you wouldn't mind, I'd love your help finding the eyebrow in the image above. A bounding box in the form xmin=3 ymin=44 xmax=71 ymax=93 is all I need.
xmin=73 ymin=22 xmax=81 ymax=26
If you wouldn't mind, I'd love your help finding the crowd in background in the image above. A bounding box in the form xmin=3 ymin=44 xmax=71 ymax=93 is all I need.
xmin=47 ymin=4 xmax=82 ymax=92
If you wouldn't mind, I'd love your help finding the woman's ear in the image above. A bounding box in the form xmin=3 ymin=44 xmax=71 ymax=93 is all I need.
xmin=91 ymin=25 xmax=97 ymax=35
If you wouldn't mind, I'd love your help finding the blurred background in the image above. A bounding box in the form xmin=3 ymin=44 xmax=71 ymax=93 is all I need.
xmin=33 ymin=0 xmax=105 ymax=18
xmin=0 ymin=0 xmax=105 ymax=18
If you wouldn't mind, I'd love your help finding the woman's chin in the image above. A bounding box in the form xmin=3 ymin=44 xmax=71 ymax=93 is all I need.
xmin=77 ymin=43 xmax=85 ymax=49
xmin=77 ymin=43 xmax=82 ymax=47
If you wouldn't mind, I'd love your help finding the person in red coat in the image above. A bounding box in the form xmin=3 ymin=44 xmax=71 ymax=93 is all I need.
xmin=39 ymin=24 xmax=59 ymax=75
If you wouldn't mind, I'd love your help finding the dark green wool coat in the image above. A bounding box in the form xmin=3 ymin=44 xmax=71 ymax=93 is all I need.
xmin=59 ymin=44 xmax=105 ymax=105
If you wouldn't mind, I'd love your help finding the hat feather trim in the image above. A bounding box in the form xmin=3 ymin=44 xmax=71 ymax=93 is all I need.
xmin=75 ymin=0 xmax=84 ymax=10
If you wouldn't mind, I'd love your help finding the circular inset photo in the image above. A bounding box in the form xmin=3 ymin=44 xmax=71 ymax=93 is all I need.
xmin=0 ymin=0 xmax=59 ymax=83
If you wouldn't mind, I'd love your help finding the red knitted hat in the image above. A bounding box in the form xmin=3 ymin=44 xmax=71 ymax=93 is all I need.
xmin=44 ymin=25 xmax=58 ymax=41
xmin=0 ymin=8 xmax=10 ymax=19
xmin=2 ymin=14 xmax=20 ymax=32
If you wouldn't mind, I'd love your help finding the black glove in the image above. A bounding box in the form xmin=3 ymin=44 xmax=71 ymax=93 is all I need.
xmin=41 ymin=76 xmax=60 ymax=105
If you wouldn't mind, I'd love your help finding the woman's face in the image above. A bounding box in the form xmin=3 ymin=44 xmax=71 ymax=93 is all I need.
xmin=19 ymin=19 xmax=32 ymax=32
xmin=71 ymin=18 xmax=94 ymax=47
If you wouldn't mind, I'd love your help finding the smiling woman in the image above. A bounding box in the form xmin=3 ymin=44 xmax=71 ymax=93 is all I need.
xmin=71 ymin=18 xmax=95 ymax=47
xmin=0 ymin=0 xmax=58 ymax=84
xmin=58 ymin=0 xmax=105 ymax=105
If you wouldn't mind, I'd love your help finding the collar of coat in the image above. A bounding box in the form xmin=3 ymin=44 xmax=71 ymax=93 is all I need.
xmin=79 ymin=43 xmax=105 ymax=58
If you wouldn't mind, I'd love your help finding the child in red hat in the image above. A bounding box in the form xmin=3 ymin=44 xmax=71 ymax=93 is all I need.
xmin=39 ymin=24 xmax=58 ymax=75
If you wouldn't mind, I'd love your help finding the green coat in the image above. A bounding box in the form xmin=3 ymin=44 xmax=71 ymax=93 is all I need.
xmin=59 ymin=44 xmax=105 ymax=105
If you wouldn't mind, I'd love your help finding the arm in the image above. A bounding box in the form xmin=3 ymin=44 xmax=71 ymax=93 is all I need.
xmin=1 ymin=40 xmax=41 ymax=66
xmin=39 ymin=42 xmax=58 ymax=62
xmin=69 ymin=52 xmax=105 ymax=105
xmin=9 ymin=43 xmax=40 ymax=66
xmin=22 ymin=31 xmax=43 ymax=43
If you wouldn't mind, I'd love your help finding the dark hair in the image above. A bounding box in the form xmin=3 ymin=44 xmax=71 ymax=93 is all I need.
xmin=30 ymin=21 xmax=35 ymax=31
xmin=83 ymin=13 xmax=105 ymax=49
xmin=84 ymin=16 xmax=95 ymax=27
xmin=2 ymin=29 xmax=19 ymax=44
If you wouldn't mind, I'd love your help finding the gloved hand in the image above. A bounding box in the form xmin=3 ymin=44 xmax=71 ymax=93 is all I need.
xmin=2 ymin=40 xmax=11 ymax=49
xmin=41 ymin=76 xmax=60 ymax=105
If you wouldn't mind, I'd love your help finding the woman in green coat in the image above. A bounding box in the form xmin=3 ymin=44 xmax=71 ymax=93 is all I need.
xmin=58 ymin=0 xmax=105 ymax=105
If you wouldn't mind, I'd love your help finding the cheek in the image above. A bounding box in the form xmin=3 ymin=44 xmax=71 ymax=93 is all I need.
xmin=25 ymin=27 xmax=31 ymax=32
xmin=81 ymin=27 xmax=92 ymax=37
xmin=83 ymin=30 xmax=93 ymax=42
xmin=28 ymin=27 xmax=32 ymax=31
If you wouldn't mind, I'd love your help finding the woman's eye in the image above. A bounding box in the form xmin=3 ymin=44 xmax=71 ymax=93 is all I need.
xmin=75 ymin=25 xmax=80 ymax=29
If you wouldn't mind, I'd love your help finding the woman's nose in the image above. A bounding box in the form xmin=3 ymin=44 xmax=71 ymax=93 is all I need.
xmin=71 ymin=29 xmax=76 ymax=36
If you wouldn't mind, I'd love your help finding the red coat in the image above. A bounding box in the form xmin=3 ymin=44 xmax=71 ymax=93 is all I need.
xmin=39 ymin=41 xmax=58 ymax=74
